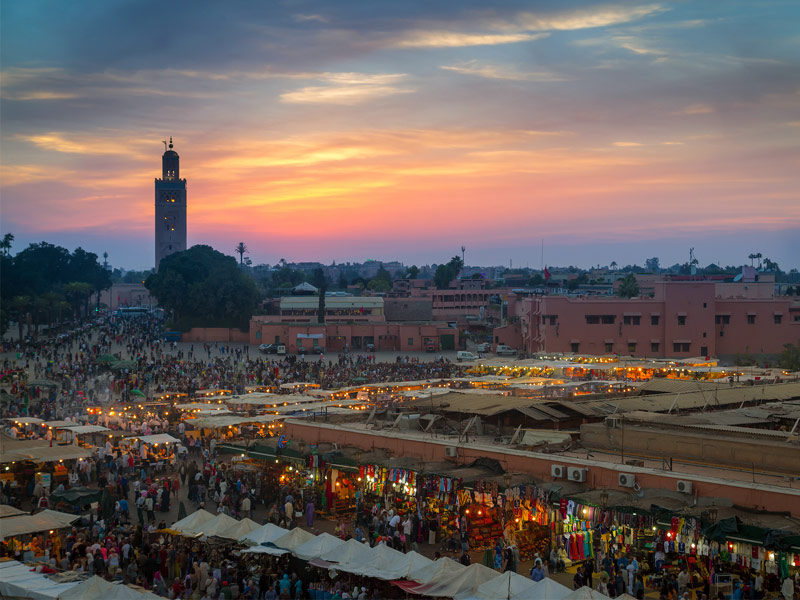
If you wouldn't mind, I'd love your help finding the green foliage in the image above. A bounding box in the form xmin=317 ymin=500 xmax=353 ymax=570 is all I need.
xmin=405 ymin=265 xmax=420 ymax=279
xmin=271 ymin=266 xmax=305 ymax=288
xmin=616 ymin=273 xmax=640 ymax=298
xmin=780 ymin=341 xmax=800 ymax=372
xmin=310 ymin=268 xmax=328 ymax=290
xmin=367 ymin=278 xmax=391 ymax=292
xmin=434 ymin=256 xmax=464 ymax=289
xmin=145 ymin=245 xmax=259 ymax=330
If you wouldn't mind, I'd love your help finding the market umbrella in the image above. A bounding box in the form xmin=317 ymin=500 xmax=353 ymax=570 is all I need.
xmin=50 ymin=487 xmax=103 ymax=505
xmin=101 ymin=488 xmax=114 ymax=521
xmin=95 ymin=354 xmax=119 ymax=364
xmin=130 ymin=389 xmax=146 ymax=398
xmin=111 ymin=360 xmax=137 ymax=371
xmin=177 ymin=501 xmax=187 ymax=522
xmin=28 ymin=378 xmax=59 ymax=387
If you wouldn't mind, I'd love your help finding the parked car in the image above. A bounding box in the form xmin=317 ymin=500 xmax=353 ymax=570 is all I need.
xmin=476 ymin=343 xmax=490 ymax=353
xmin=365 ymin=343 xmax=375 ymax=352
xmin=297 ymin=345 xmax=307 ymax=355
xmin=425 ymin=342 xmax=436 ymax=352
xmin=276 ymin=344 xmax=287 ymax=355
xmin=258 ymin=343 xmax=279 ymax=354
xmin=457 ymin=351 xmax=479 ymax=362
xmin=496 ymin=344 xmax=517 ymax=356
xmin=312 ymin=345 xmax=323 ymax=354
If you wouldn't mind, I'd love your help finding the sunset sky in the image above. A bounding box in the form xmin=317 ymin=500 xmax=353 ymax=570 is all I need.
xmin=1 ymin=1 xmax=799 ymax=271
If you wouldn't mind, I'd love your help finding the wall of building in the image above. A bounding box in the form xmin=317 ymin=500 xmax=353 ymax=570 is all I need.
xmin=282 ymin=420 xmax=800 ymax=515
xmin=182 ymin=328 xmax=249 ymax=343
xmin=99 ymin=284 xmax=157 ymax=311
xmin=516 ymin=283 xmax=799 ymax=357
xmin=580 ymin=422 xmax=800 ymax=475
xmin=384 ymin=298 xmax=433 ymax=321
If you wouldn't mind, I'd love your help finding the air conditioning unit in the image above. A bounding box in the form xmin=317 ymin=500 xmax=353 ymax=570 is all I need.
xmin=444 ymin=446 xmax=458 ymax=458
xmin=568 ymin=467 xmax=587 ymax=482
xmin=551 ymin=465 xmax=566 ymax=479
xmin=676 ymin=480 xmax=693 ymax=494
xmin=618 ymin=473 xmax=636 ymax=488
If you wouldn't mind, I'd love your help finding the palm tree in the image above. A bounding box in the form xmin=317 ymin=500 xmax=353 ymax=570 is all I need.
xmin=610 ymin=261 xmax=618 ymax=270
xmin=0 ymin=233 xmax=13 ymax=256
xmin=235 ymin=242 xmax=248 ymax=265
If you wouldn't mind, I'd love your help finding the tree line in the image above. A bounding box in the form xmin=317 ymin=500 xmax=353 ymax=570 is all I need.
xmin=0 ymin=235 xmax=112 ymax=340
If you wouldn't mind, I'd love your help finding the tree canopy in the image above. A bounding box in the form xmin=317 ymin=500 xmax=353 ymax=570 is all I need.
xmin=434 ymin=256 xmax=464 ymax=289
xmin=616 ymin=273 xmax=640 ymax=298
xmin=0 ymin=239 xmax=111 ymax=338
xmin=145 ymin=245 xmax=259 ymax=330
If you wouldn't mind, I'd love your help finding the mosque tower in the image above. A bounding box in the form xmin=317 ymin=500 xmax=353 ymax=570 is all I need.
xmin=154 ymin=137 xmax=187 ymax=271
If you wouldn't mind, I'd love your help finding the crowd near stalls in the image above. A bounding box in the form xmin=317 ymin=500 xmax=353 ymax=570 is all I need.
xmin=2 ymin=312 xmax=800 ymax=600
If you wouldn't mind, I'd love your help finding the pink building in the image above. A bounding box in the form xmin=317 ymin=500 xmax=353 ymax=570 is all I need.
xmin=507 ymin=280 xmax=799 ymax=358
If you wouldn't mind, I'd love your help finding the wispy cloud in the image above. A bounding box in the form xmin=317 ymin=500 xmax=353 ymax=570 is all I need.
xmin=441 ymin=60 xmax=568 ymax=82
xmin=613 ymin=142 xmax=643 ymax=147
xmin=293 ymin=14 xmax=327 ymax=23
xmin=396 ymin=31 xmax=544 ymax=48
xmin=280 ymin=73 xmax=413 ymax=104
xmin=676 ymin=104 xmax=715 ymax=115
xmin=497 ymin=4 xmax=666 ymax=32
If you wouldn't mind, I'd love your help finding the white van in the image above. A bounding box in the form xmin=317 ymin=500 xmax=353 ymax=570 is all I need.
xmin=496 ymin=344 xmax=517 ymax=356
xmin=276 ymin=344 xmax=287 ymax=355
xmin=457 ymin=351 xmax=479 ymax=362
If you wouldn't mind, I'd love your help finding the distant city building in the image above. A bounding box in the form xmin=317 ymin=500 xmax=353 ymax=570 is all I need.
xmin=154 ymin=137 xmax=187 ymax=271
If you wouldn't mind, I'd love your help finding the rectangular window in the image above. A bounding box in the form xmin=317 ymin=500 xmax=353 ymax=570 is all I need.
xmin=542 ymin=315 xmax=557 ymax=325
xmin=627 ymin=343 xmax=637 ymax=353
xmin=700 ymin=346 xmax=708 ymax=357
xmin=571 ymin=342 xmax=580 ymax=353
xmin=672 ymin=342 xmax=690 ymax=352
xmin=703 ymin=302 xmax=707 ymax=308
xmin=774 ymin=314 xmax=783 ymax=324
xmin=715 ymin=315 xmax=730 ymax=325
xmin=747 ymin=314 xmax=756 ymax=324
xmin=604 ymin=342 xmax=613 ymax=353
xmin=407 ymin=338 xmax=414 ymax=346
xmin=651 ymin=315 xmax=659 ymax=326
xmin=651 ymin=342 xmax=660 ymax=353
xmin=585 ymin=315 xmax=616 ymax=324
xmin=585 ymin=315 xmax=600 ymax=324
xmin=677 ymin=315 xmax=686 ymax=326
xmin=623 ymin=316 xmax=640 ymax=325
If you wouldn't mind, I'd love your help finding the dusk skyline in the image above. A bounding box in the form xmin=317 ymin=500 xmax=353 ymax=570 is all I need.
xmin=2 ymin=1 xmax=799 ymax=271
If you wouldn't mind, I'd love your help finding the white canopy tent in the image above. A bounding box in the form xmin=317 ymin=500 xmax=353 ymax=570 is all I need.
xmin=241 ymin=545 xmax=289 ymax=556
xmin=527 ymin=577 xmax=573 ymax=600
xmin=561 ymin=586 xmax=613 ymax=600
xmin=293 ymin=532 xmax=346 ymax=561
xmin=408 ymin=556 xmax=466 ymax=584
xmin=0 ymin=509 xmax=80 ymax=540
xmin=239 ymin=523 xmax=289 ymax=546
xmin=321 ymin=537 xmax=373 ymax=565
xmin=58 ymin=576 xmax=161 ymax=599
xmin=459 ymin=570 xmax=538 ymax=600
xmin=169 ymin=509 xmax=216 ymax=536
xmin=408 ymin=562 xmax=499 ymax=599
xmin=130 ymin=433 xmax=181 ymax=445
xmin=272 ymin=527 xmax=315 ymax=552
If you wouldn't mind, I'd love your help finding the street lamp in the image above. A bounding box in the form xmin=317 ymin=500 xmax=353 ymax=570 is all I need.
xmin=600 ymin=491 xmax=609 ymax=509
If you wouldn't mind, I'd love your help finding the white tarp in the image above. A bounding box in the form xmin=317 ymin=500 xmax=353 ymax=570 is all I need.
xmin=225 ymin=517 xmax=262 ymax=541
xmin=336 ymin=543 xmax=409 ymax=579
xmin=293 ymin=532 xmax=346 ymax=561
xmin=241 ymin=545 xmax=289 ymax=556
xmin=321 ymin=537 xmax=373 ymax=565
xmin=0 ymin=509 xmax=80 ymax=540
xmin=0 ymin=560 xmax=80 ymax=600
xmin=170 ymin=509 xmax=216 ymax=536
xmin=408 ymin=556 xmax=466 ymax=584
xmin=561 ymin=587 xmax=613 ymax=600
xmin=58 ymin=575 xmax=161 ymax=599
xmin=409 ymin=563 xmax=499 ymax=599
xmin=60 ymin=425 xmax=110 ymax=434
xmin=460 ymin=571 xmax=537 ymax=600
xmin=273 ymin=527 xmax=315 ymax=552
xmin=239 ymin=523 xmax=288 ymax=546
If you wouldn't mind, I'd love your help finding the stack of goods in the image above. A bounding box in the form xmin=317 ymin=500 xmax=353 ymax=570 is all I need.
xmin=514 ymin=527 xmax=550 ymax=562
xmin=468 ymin=514 xmax=503 ymax=551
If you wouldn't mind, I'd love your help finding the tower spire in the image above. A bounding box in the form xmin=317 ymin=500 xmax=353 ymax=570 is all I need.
xmin=169 ymin=136 xmax=173 ymax=149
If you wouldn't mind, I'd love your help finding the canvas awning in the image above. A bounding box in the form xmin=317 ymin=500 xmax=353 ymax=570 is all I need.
xmin=0 ymin=509 xmax=80 ymax=539
xmin=58 ymin=575 xmax=161 ymax=599
xmin=0 ymin=560 xmax=81 ymax=600
xmin=293 ymin=532 xmax=346 ymax=561
xmin=127 ymin=434 xmax=181 ymax=445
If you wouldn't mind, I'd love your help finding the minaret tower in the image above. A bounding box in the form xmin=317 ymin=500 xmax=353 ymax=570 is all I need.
xmin=154 ymin=137 xmax=187 ymax=271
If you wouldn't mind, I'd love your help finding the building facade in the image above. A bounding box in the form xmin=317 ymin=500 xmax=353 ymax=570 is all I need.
xmin=510 ymin=280 xmax=799 ymax=358
xmin=154 ymin=137 xmax=187 ymax=271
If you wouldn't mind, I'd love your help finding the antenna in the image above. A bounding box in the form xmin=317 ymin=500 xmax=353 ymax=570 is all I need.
xmin=169 ymin=136 xmax=173 ymax=149
xmin=461 ymin=245 xmax=465 ymax=265
xmin=162 ymin=140 xmax=167 ymax=152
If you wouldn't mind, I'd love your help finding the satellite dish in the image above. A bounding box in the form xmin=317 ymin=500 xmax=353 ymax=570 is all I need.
xmin=733 ymin=273 xmax=743 ymax=282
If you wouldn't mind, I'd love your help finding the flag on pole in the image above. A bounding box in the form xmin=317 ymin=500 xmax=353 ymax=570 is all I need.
xmin=544 ymin=266 xmax=551 ymax=281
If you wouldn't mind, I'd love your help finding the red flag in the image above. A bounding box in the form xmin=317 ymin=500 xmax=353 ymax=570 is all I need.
xmin=544 ymin=266 xmax=551 ymax=281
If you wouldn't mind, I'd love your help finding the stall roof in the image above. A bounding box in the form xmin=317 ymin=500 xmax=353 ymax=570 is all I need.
xmin=0 ymin=509 xmax=80 ymax=539
xmin=0 ymin=505 xmax=26 ymax=518
xmin=4 ymin=416 xmax=45 ymax=424
xmin=126 ymin=434 xmax=181 ymax=445
xmin=60 ymin=425 xmax=110 ymax=434
xmin=408 ymin=391 xmax=535 ymax=416
xmin=0 ymin=437 xmax=93 ymax=462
